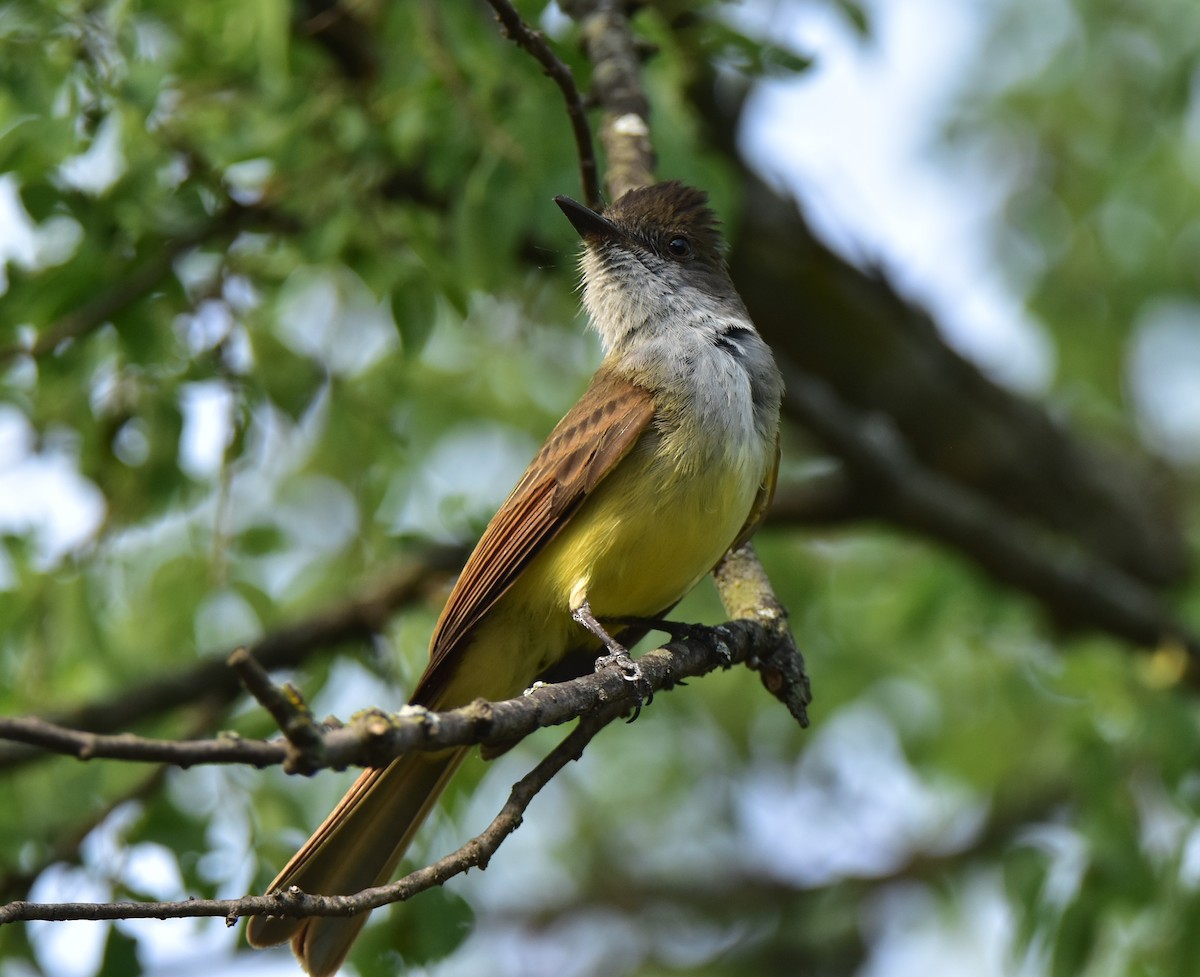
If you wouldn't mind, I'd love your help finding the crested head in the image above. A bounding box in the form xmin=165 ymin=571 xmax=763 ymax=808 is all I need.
xmin=555 ymin=181 xmax=750 ymax=355
xmin=602 ymin=182 xmax=725 ymax=263
xmin=556 ymin=181 xmax=782 ymax=450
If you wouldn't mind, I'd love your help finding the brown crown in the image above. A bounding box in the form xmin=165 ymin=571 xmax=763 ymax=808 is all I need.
xmin=604 ymin=181 xmax=724 ymax=256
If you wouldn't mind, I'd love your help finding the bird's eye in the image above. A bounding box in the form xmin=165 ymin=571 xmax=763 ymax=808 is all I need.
xmin=666 ymin=236 xmax=693 ymax=260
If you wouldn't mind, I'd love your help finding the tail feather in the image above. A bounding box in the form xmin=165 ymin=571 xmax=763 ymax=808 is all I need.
xmin=247 ymin=749 xmax=466 ymax=976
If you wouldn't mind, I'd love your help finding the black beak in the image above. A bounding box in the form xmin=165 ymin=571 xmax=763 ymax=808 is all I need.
xmin=555 ymin=195 xmax=623 ymax=242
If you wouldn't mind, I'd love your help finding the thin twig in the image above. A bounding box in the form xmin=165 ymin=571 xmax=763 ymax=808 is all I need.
xmin=227 ymin=648 xmax=326 ymax=774
xmin=482 ymin=0 xmax=600 ymax=208
xmin=561 ymin=0 xmax=654 ymax=198
xmin=0 ymin=549 xmax=464 ymax=773
xmin=243 ymin=705 xmax=620 ymax=925
xmin=0 ymin=702 xmax=616 ymax=926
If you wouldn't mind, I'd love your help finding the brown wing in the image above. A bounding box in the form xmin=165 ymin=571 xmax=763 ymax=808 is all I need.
xmin=412 ymin=367 xmax=655 ymax=702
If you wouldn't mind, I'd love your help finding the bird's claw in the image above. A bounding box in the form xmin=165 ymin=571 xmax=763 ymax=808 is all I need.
xmin=595 ymin=650 xmax=642 ymax=684
xmin=710 ymin=625 xmax=734 ymax=667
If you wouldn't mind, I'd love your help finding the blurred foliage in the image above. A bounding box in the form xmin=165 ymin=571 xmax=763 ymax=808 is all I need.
xmin=951 ymin=0 xmax=1200 ymax=441
xmin=0 ymin=1 xmax=1198 ymax=977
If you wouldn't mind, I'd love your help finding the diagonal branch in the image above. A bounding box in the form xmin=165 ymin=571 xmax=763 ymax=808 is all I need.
xmin=483 ymin=0 xmax=600 ymax=208
xmin=0 ymin=203 xmax=267 ymax=366
xmin=561 ymin=0 xmax=654 ymax=199
xmin=782 ymin=368 xmax=1200 ymax=678
xmin=238 ymin=704 xmax=622 ymax=927
xmin=722 ymin=168 xmax=1190 ymax=591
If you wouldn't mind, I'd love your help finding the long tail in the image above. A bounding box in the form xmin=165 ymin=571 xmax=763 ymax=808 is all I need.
xmin=246 ymin=748 xmax=466 ymax=977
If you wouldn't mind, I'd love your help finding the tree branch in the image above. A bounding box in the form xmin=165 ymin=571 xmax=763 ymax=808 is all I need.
xmin=782 ymin=368 xmax=1200 ymax=678
xmin=0 ymin=702 xmax=226 ymax=903
xmin=240 ymin=705 xmax=621 ymax=927
xmin=0 ymin=203 xmax=265 ymax=367
xmin=714 ymin=543 xmax=811 ymax=725
xmin=726 ymin=169 xmax=1190 ymax=590
xmin=673 ymin=56 xmax=1189 ymax=588
xmin=0 ymin=607 xmax=812 ymax=926
xmin=561 ymin=0 xmax=655 ymax=199
xmin=483 ymin=0 xmax=600 ymax=209
xmin=0 ymin=706 xmax=618 ymax=926
xmin=227 ymin=647 xmax=327 ymax=772
xmin=0 ymin=616 xmax=808 ymax=771
xmin=0 ymin=548 xmax=464 ymax=773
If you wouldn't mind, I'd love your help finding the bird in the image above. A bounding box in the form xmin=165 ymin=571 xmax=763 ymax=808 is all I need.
xmin=247 ymin=181 xmax=783 ymax=975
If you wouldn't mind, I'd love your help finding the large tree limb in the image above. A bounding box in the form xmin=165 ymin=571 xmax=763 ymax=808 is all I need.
xmin=728 ymin=147 xmax=1189 ymax=591
xmin=664 ymin=42 xmax=1189 ymax=589
xmin=780 ymin=369 xmax=1200 ymax=676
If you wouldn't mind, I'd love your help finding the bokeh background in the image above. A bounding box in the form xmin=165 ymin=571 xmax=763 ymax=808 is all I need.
xmin=3 ymin=1 xmax=1200 ymax=975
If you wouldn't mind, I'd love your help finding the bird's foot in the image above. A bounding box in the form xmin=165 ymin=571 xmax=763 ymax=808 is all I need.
xmin=593 ymin=648 xmax=643 ymax=683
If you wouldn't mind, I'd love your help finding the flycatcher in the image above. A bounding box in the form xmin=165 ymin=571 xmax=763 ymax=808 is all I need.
xmin=247 ymin=181 xmax=784 ymax=976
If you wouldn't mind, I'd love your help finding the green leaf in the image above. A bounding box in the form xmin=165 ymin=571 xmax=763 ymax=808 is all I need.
xmin=97 ymin=925 xmax=139 ymax=977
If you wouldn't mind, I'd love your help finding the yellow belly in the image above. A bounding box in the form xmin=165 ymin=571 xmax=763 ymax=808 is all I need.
xmin=427 ymin=430 xmax=766 ymax=710
xmin=542 ymin=439 xmax=759 ymax=618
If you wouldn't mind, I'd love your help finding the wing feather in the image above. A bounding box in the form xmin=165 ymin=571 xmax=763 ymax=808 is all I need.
xmin=412 ymin=368 xmax=655 ymax=703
